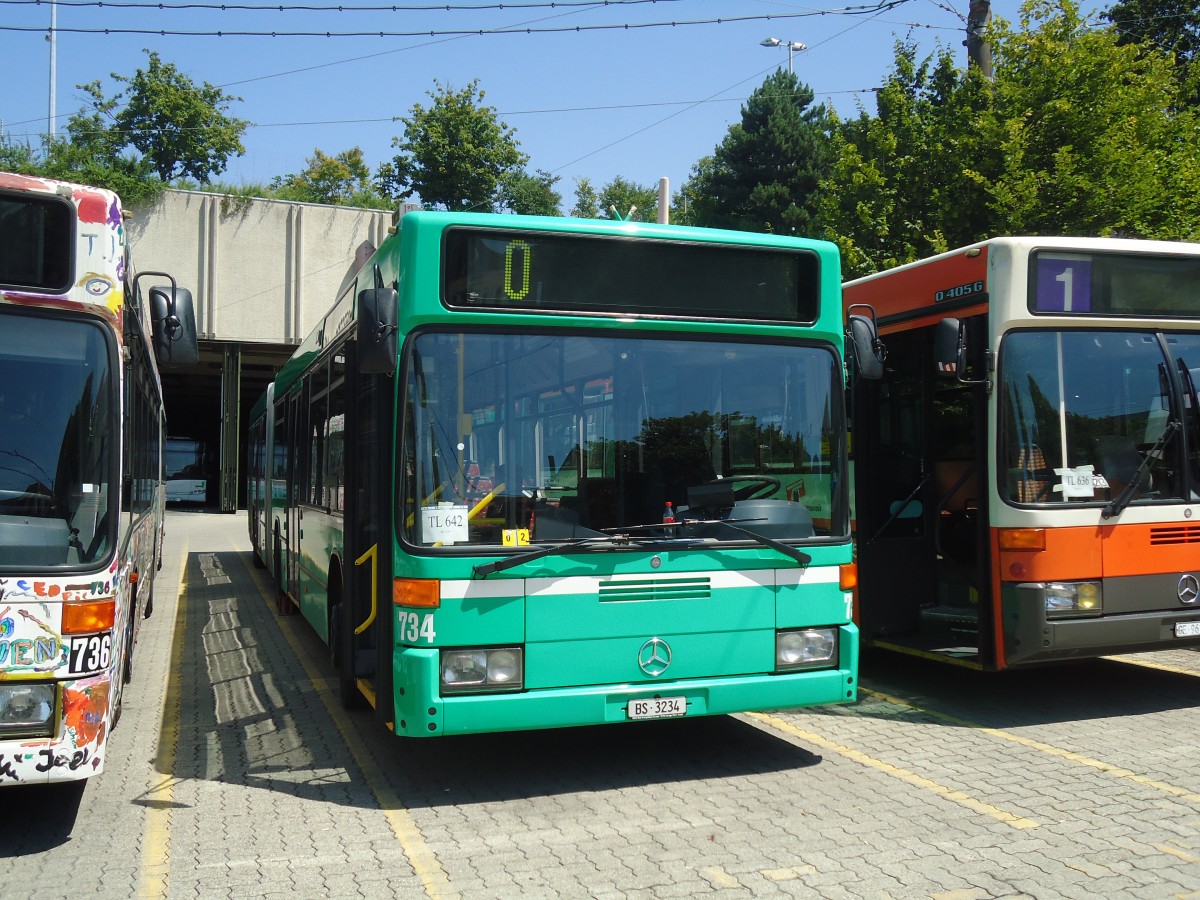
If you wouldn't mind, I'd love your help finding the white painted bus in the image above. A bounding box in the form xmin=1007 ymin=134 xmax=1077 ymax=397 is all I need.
xmin=0 ymin=172 xmax=197 ymax=784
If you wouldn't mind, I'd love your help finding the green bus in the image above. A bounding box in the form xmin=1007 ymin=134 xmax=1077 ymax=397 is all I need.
xmin=247 ymin=211 xmax=870 ymax=737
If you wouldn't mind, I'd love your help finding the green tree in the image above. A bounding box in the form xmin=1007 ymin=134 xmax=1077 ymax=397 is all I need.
xmin=1104 ymin=0 xmax=1200 ymax=61
xmin=112 ymin=51 xmax=247 ymax=184
xmin=496 ymin=169 xmax=562 ymax=216
xmin=42 ymin=81 xmax=163 ymax=204
xmin=378 ymin=80 xmax=528 ymax=210
xmin=270 ymin=148 xmax=389 ymax=208
xmin=982 ymin=0 xmax=1200 ymax=238
xmin=570 ymin=177 xmax=601 ymax=218
xmin=595 ymin=176 xmax=658 ymax=223
xmin=822 ymin=0 xmax=1200 ymax=277
xmin=822 ymin=43 xmax=995 ymax=276
xmin=684 ymin=69 xmax=833 ymax=236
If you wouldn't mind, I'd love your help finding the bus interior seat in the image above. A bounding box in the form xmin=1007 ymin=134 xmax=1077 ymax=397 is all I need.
xmin=1095 ymin=435 xmax=1151 ymax=495
xmin=576 ymin=477 xmax=617 ymax=529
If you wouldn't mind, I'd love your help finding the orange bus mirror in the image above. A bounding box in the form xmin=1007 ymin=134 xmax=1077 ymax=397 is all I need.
xmin=934 ymin=317 xmax=964 ymax=378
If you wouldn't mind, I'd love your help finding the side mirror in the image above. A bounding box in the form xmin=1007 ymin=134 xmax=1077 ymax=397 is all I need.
xmin=136 ymin=271 xmax=199 ymax=368
xmin=357 ymin=288 xmax=399 ymax=375
xmin=846 ymin=304 xmax=885 ymax=381
xmin=934 ymin=317 xmax=963 ymax=378
xmin=935 ymin=316 xmax=991 ymax=388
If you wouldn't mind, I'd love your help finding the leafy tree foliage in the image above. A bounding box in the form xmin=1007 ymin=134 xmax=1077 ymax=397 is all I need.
xmin=570 ymin=178 xmax=601 ymax=218
xmin=270 ymin=147 xmax=389 ymax=208
xmin=497 ymin=169 xmax=563 ymax=216
xmin=378 ymin=80 xmax=528 ymax=211
xmin=112 ymin=51 xmax=247 ymax=183
xmin=982 ymin=0 xmax=1200 ymax=238
xmin=822 ymin=44 xmax=995 ymax=275
xmin=1104 ymin=0 xmax=1200 ymax=62
xmin=684 ymin=69 xmax=833 ymax=236
xmin=823 ymin=0 xmax=1200 ymax=277
xmin=569 ymin=176 xmax=658 ymax=221
xmin=596 ymin=176 xmax=659 ymax=222
xmin=0 ymin=52 xmax=245 ymax=202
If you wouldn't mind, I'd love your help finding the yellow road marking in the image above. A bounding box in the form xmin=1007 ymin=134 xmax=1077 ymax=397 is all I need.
xmin=744 ymin=711 xmax=1039 ymax=829
xmin=861 ymin=688 xmax=1200 ymax=806
xmin=1156 ymin=843 xmax=1200 ymax=864
xmin=1105 ymin=654 xmax=1200 ymax=679
xmin=238 ymin=546 xmax=453 ymax=898
xmin=137 ymin=536 xmax=188 ymax=898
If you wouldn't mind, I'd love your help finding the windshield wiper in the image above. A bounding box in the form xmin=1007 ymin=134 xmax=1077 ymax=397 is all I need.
xmin=473 ymin=534 xmax=622 ymax=579
xmin=472 ymin=515 xmax=812 ymax=578
xmin=1102 ymin=419 xmax=1180 ymax=519
xmin=677 ymin=517 xmax=812 ymax=567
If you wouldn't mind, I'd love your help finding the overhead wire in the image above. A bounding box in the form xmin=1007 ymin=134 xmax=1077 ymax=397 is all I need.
xmin=0 ymin=2 xmax=917 ymax=37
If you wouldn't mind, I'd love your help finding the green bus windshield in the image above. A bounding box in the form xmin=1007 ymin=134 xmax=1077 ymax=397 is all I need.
xmin=400 ymin=330 xmax=844 ymax=549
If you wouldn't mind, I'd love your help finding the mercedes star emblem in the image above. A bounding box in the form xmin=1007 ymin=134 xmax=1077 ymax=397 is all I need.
xmin=638 ymin=637 xmax=672 ymax=677
xmin=1179 ymin=573 xmax=1200 ymax=605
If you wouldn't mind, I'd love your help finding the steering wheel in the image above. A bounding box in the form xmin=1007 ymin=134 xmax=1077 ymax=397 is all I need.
xmin=731 ymin=476 xmax=782 ymax=500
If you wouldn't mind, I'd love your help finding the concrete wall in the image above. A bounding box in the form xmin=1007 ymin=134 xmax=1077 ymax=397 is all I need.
xmin=126 ymin=189 xmax=404 ymax=344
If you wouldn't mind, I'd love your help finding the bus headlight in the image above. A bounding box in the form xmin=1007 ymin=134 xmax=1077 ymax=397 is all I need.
xmin=776 ymin=628 xmax=838 ymax=671
xmin=1044 ymin=582 xmax=1103 ymax=619
xmin=440 ymin=647 xmax=524 ymax=694
xmin=0 ymin=683 xmax=56 ymax=737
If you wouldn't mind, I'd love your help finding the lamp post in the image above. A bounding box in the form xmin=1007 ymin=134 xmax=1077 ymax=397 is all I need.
xmin=760 ymin=37 xmax=807 ymax=74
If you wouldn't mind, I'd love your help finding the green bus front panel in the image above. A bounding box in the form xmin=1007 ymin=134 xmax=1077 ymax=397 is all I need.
xmin=394 ymin=629 xmax=857 ymax=737
xmin=391 ymin=562 xmax=856 ymax=737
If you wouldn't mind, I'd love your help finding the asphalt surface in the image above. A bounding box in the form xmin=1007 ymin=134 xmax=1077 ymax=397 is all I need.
xmin=4 ymin=508 xmax=1200 ymax=899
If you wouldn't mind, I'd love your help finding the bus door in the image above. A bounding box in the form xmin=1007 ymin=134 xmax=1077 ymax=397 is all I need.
xmin=928 ymin=315 xmax=991 ymax=664
xmin=339 ymin=351 xmax=394 ymax=715
xmin=855 ymin=327 xmax=936 ymax=642
xmin=856 ymin=320 xmax=992 ymax=663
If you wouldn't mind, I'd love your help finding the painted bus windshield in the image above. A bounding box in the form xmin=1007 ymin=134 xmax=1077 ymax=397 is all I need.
xmin=401 ymin=331 xmax=843 ymax=548
xmin=442 ymin=228 xmax=821 ymax=322
xmin=0 ymin=310 xmax=114 ymax=567
xmin=1032 ymin=252 xmax=1200 ymax=317
xmin=1000 ymin=330 xmax=1200 ymax=505
xmin=0 ymin=191 xmax=73 ymax=291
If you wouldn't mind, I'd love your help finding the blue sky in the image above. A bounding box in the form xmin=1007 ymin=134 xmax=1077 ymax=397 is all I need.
xmin=2 ymin=1 xmax=1033 ymax=203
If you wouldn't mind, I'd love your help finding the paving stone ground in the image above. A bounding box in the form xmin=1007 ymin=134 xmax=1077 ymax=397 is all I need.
xmin=4 ymin=509 xmax=1199 ymax=899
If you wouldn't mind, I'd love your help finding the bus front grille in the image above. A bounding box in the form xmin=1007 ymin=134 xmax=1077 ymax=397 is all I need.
xmin=598 ymin=577 xmax=711 ymax=603
xmin=1149 ymin=525 xmax=1200 ymax=545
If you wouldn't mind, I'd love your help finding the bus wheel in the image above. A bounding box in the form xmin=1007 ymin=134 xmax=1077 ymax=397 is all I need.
xmin=329 ymin=589 xmax=364 ymax=709
xmin=143 ymin=573 xmax=155 ymax=619
xmin=122 ymin=607 xmax=136 ymax=685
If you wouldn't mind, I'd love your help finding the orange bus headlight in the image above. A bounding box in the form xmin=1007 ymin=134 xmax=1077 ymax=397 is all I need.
xmin=0 ymin=683 xmax=56 ymax=738
xmin=1045 ymin=581 xmax=1103 ymax=619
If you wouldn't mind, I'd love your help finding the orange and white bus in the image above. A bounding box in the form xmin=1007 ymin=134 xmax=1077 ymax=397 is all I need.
xmin=0 ymin=172 xmax=196 ymax=784
xmin=844 ymin=237 xmax=1200 ymax=669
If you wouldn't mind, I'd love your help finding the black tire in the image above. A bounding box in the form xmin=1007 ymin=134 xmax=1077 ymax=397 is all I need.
xmin=329 ymin=581 xmax=364 ymax=709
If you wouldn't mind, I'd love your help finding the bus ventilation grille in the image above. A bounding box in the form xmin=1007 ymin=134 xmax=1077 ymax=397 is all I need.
xmin=1149 ymin=525 xmax=1200 ymax=545
xmin=598 ymin=577 xmax=711 ymax=603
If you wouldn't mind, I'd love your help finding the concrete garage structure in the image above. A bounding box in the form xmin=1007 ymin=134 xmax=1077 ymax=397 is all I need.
xmin=127 ymin=190 xmax=412 ymax=511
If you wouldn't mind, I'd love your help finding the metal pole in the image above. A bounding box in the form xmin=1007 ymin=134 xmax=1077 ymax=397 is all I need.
xmin=47 ymin=1 xmax=57 ymax=137
xmin=966 ymin=0 xmax=993 ymax=78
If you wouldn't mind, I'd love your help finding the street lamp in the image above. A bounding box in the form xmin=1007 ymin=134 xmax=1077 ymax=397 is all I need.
xmin=760 ymin=37 xmax=807 ymax=74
